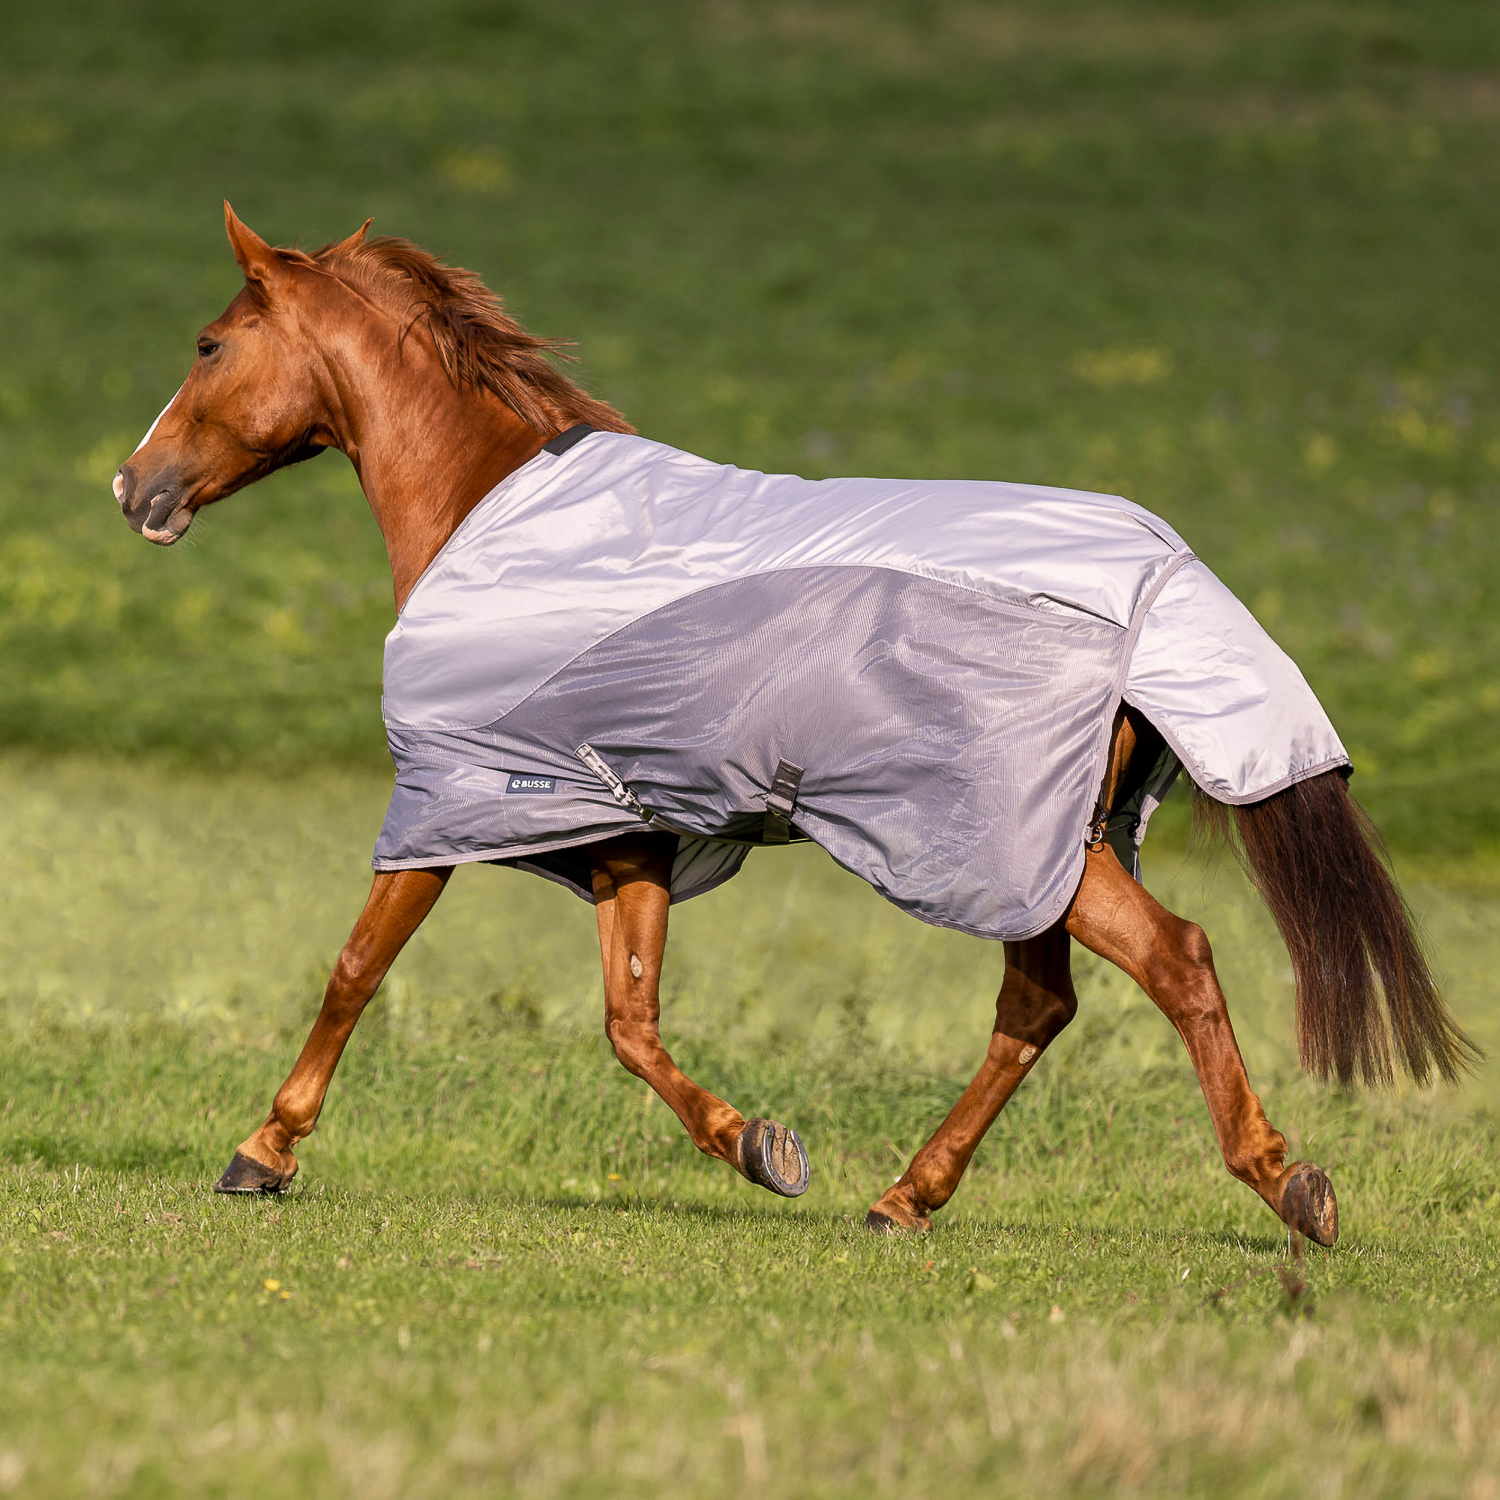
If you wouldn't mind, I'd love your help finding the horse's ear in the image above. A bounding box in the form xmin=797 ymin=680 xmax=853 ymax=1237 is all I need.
xmin=223 ymin=201 xmax=283 ymax=287
xmin=324 ymin=218 xmax=374 ymax=258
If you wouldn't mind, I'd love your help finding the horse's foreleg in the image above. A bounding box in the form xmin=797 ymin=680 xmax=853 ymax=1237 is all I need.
xmin=1065 ymin=844 xmax=1337 ymax=1245
xmin=592 ymin=835 xmax=810 ymax=1198
xmin=866 ymin=926 xmax=1076 ymax=1232
xmin=214 ymin=866 xmax=451 ymax=1194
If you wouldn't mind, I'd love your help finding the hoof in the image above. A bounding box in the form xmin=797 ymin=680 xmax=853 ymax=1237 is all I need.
xmin=214 ymin=1150 xmax=294 ymax=1196
xmin=1278 ymin=1161 xmax=1338 ymax=1247
xmin=865 ymin=1208 xmax=931 ymax=1234
xmin=738 ymin=1118 xmax=811 ymax=1197
xmin=864 ymin=1191 xmax=932 ymax=1234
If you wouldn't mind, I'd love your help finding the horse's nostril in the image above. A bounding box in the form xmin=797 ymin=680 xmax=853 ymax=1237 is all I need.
xmin=113 ymin=470 xmax=127 ymax=505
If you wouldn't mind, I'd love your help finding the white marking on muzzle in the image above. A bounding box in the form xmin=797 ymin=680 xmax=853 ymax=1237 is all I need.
xmin=133 ymin=383 xmax=186 ymax=454
xmin=118 ymin=382 xmax=187 ymax=509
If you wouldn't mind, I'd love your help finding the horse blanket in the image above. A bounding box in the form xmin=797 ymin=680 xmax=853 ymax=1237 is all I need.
xmin=373 ymin=427 xmax=1348 ymax=940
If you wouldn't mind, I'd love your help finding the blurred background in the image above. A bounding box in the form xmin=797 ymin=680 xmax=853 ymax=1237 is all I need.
xmin=0 ymin=0 xmax=1495 ymax=1077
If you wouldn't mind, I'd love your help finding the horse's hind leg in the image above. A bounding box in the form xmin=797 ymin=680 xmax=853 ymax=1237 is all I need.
xmin=214 ymin=866 xmax=451 ymax=1193
xmin=1065 ymin=843 xmax=1338 ymax=1245
xmin=867 ymin=925 xmax=1076 ymax=1232
xmin=592 ymin=834 xmax=810 ymax=1198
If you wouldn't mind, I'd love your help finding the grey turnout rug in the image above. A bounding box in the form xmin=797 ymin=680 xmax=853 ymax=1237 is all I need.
xmin=374 ymin=427 xmax=1348 ymax=940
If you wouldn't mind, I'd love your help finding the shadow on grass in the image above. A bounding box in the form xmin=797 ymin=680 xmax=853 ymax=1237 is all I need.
xmin=188 ymin=1176 xmax=1307 ymax=1261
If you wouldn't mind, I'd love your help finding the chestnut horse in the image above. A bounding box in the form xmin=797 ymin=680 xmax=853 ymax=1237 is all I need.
xmin=114 ymin=206 xmax=1475 ymax=1245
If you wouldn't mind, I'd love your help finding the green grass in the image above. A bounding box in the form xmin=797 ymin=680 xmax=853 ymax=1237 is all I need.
xmin=2 ymin=1 xmax=1499 ymax=1494
xmin=2 ymin=1028 xmax=1498 ymax=1499
xmin=2 ymin=754 xmax=1498 ymax=1496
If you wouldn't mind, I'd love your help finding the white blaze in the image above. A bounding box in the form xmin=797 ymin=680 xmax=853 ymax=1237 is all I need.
xmin=132 ymin=382 xmax=186 ymax=454
xmin=116 ymin=380 xmax=186 ymax=508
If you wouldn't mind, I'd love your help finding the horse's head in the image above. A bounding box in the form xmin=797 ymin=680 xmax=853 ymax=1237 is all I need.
xmin=114 ymin=203 xmax=368 ymax=545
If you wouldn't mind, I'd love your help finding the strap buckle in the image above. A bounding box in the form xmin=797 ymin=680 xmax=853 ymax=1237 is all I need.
xmin=1085 ymin=797 xmax=1109 ymax=850
xmin=575 ymin=743 xmax=651 ymax=821
xmin=763 ymin=759 xmax=804 ymax=844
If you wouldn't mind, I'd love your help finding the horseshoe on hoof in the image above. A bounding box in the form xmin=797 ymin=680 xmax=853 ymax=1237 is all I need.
xmin=213 ymin=1150 xmax=295 ymax=1196
xmin=738 ymin=1118 xmax=811 ymax=1197
xmin=1278 ymin=1161 xmax=1338 ymax=1247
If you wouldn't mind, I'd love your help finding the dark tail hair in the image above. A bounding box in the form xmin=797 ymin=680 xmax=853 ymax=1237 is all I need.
xmin=1194 ymin=770 xmax=1479 ymax=1087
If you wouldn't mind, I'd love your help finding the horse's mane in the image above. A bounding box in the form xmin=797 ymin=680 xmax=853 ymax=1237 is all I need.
xmin=297 ymin=234 xmax=634 ymax=437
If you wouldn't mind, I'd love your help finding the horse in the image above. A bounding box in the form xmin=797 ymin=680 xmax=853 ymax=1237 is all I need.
xmin=113 ymin=205 xmax=1476 ymax=1246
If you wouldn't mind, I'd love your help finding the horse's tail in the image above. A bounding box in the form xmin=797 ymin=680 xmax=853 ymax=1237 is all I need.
xmin=1193 ymin=769 xmax=1479 ymax=1087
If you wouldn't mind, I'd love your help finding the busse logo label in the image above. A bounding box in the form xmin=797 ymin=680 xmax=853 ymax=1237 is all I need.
xmin=506 ymin=774 xmax=556 ymax=794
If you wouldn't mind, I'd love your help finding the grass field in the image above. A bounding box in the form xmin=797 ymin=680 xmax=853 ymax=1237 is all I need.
xmin=2 ymin=1 xmax=1498 ymax=1495
xmin=2 ymin=755 xmax=1498 ymax=1497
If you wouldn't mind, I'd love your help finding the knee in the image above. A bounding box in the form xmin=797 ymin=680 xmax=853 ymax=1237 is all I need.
xmin=606 ymin=1017 xmax=659 ymax=1077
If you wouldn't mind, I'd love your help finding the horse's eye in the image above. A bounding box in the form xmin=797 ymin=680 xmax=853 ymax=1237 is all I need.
xmin=197 ymin=338 xmax=220 ymax=359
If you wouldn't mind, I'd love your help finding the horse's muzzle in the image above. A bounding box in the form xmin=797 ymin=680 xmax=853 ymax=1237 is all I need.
xmin=114 ymin=464 xmax=194 ymax=546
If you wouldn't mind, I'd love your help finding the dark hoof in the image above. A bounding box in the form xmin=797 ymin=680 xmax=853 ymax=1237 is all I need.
xmin=739 ymin=1118 xmax=811 ymax=1198
xmin=864 ymin=1199 xmax=933 ymax=1234
xmin=1279 ymin=1161 xmax=1338 ymax=1247
xmin=214 ymin=1150 xmax=292 ymax=1196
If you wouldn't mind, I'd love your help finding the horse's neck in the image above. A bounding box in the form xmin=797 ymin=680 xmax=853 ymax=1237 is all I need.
xmin=337 ymin=356 xmax=547 ymax=610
